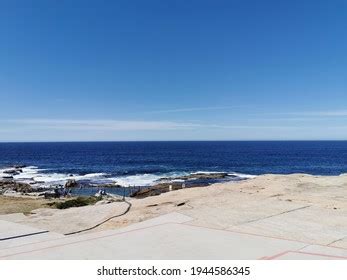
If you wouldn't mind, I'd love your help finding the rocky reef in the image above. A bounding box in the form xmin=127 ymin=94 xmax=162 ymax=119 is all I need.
xmin=130 ymin=182 xmax=208 ymax=199
xmin=0 ymin=179 xmax=35 ymax=194
xmin=161 ymin=172 xmax=230 ymax=181
xmin=0 ymin=164 xmax=241 ymax=199
xmin=129 ymin=172 xmax=240 ymax=198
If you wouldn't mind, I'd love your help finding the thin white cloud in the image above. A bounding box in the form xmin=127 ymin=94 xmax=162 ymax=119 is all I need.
xmin=250 ymin=117 xmax=346 ymax=122
xmin=3 ymin=119 xmax=203 ymax=131
xmin=145 ymin=106 xmax=246 ymax=114
xmin=305 ymin=111 xmax=347 ymax=117
xmin=1 ymin=118 xmax=347 ymax=141
xmin=252 ymin=109 xmax=347 ymax=122
xmin=0 ymin=118 xmax=319 ymax=131
xmin=287 ymin=110 xmax=347 ymax=117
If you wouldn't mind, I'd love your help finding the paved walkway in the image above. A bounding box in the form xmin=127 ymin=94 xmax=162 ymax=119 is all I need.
xmin=0 ymin=212 xmax=346 ymax=260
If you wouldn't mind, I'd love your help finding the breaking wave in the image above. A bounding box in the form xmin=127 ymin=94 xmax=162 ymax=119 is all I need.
xmin=0 ymin=166 xmax=256 ymax=188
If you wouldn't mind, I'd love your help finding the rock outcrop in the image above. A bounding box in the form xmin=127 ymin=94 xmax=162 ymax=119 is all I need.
xmin=161 ymin=172 xmax=230 ymax=182
xmin=90 ymin=183 xmax=122 ymax=188
xmin=0 ymin=180 xmax=33 ymax=193
xmin=64 ymin=179 xmax=79 ymax=188
xmin=130 ymin=182 xmax=206 ymax=199
xmin=1 ymin=165 xmax=25 ymax=177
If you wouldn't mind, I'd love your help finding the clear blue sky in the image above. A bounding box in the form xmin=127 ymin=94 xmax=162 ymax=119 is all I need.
xmin=0 ymin=0 xmax=346 ymax=141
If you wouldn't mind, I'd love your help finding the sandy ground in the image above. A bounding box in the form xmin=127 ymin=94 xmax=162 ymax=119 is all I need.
xmin=1 ymin=173 xmax=346 ymax=248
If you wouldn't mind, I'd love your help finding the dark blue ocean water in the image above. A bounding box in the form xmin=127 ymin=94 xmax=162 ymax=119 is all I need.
xmin=1 ymin=141 xmax=347 ymax=176
xmin=1 ymin=141 xmax=347 ymax=196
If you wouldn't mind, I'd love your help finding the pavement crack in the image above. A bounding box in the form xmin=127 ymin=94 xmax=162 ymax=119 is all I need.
xmin=238 ymin=205 xmax=311 ymax=226
xmin=326 ymin=236 xmax=346 ymax=246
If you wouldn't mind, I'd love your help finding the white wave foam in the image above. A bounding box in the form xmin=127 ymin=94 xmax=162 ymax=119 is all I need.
xmin=0 ymin=165 xmax=256 ymax=188
xmin=191 ymin=171 xmax=227 ymax=174
xmin=30 ymin=172 xmax=111 ymax=185
xmin=228 ymin=172 xmax=257 ymax=179
xmin=111 ymin=171 xmax=188 ymax=187
xmin=111 ymin=174 xmax=162 ymax=187
xmin=0 ymin=166 xmax=111 ymax=186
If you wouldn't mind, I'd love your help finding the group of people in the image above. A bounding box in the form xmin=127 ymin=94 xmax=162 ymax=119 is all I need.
xmin=54 ymin=187 xmax=71 ymax=197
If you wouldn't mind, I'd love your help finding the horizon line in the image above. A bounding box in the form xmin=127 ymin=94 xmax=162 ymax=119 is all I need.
xmin=1 ymin=139 xmax=347 ymax=144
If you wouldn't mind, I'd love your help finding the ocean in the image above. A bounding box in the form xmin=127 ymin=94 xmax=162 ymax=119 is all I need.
xmin=1 ymin=141 xmax=347 ymax=196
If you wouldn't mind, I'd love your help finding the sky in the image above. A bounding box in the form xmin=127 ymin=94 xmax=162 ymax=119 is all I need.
xmin=0 ymin=0 xmax=346 ymax=141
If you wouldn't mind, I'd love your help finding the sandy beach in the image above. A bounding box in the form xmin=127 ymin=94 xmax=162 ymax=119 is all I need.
xmin=1 ymin=173 xmax=346 ymax=249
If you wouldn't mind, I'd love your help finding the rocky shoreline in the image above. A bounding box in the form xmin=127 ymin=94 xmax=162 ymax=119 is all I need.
xmin=0 ymin=165 xmax=244 ymax=199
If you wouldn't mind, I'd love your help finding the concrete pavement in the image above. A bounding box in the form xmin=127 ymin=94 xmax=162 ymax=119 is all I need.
xmin=0 ymin=212 xmax=346 ymax=260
